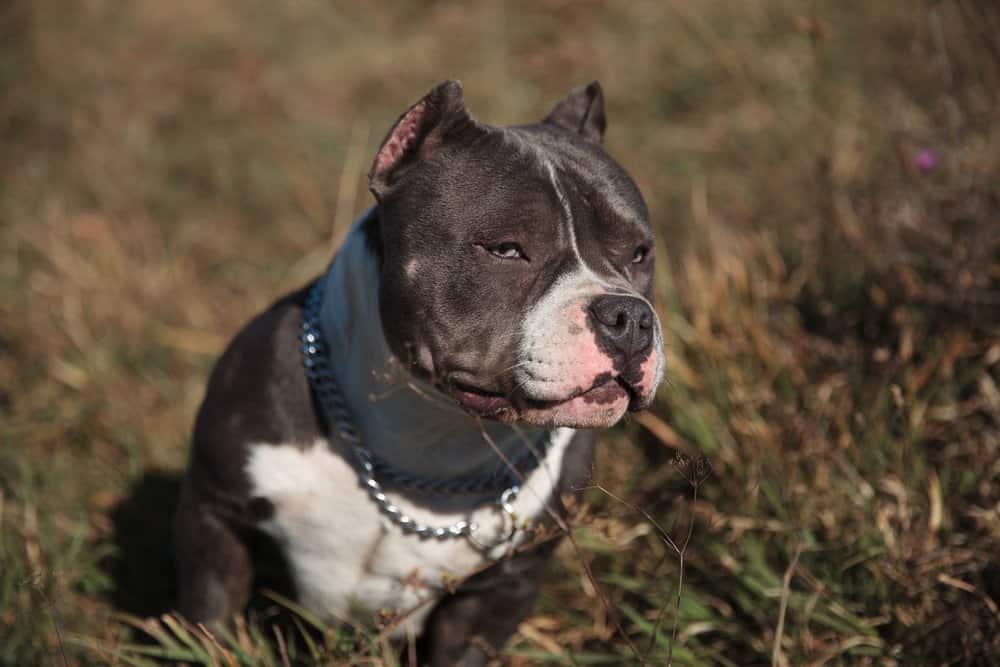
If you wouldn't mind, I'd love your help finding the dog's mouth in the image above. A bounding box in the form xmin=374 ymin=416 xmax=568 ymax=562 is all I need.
xmin=448 ymin=375 xmax=639 ymax=422
xmin=449 ymin=381 xmax=514 ymax=417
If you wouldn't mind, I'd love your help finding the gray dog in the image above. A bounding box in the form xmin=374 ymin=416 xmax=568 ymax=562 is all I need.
xmin=174 ymin=80 xmax=664 ymax=665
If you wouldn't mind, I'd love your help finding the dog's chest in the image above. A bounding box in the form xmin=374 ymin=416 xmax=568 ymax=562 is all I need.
xmin=245 ymin=431 xmax=572 ymax=632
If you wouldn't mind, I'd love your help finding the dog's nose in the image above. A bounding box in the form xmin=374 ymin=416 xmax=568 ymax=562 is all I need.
xmin=588 ymin=295 xmax=654 ymax=361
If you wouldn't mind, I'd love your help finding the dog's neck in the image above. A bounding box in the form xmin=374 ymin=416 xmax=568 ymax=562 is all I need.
xmin=318 ymin=211 xmax=551 ymax=480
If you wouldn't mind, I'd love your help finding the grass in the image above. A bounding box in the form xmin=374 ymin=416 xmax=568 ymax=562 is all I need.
xmin=2 ymin=0 xmax=999 ymax=664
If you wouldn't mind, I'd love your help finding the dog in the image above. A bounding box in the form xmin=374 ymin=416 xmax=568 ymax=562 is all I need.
xmin=174 ymin=80 xmax=664 ymax=666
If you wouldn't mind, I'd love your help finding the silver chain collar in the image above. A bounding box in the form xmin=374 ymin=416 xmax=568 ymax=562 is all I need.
xmin=300 ymin=278 xmax=552 ymax=542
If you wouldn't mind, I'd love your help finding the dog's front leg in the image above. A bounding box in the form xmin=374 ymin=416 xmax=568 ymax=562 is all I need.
xmin=418 ymin=545 xmax=555 ymax=667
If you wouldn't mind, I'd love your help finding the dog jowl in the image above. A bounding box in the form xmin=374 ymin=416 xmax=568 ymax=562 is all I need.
xmin=174 ymin=80 xmax=664 ymax=666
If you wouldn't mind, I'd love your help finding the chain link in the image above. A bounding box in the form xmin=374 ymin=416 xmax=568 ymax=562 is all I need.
xmin=300 ymin=278 xmax=552 ymax=541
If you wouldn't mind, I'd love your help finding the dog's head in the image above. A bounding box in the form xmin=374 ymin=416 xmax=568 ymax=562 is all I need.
xmin=366 ymin=81 xmax=663 ymax=429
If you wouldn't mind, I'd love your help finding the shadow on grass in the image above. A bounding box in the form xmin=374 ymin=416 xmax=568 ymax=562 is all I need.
xmin=105 ymin=470 xmax=181 ymax=618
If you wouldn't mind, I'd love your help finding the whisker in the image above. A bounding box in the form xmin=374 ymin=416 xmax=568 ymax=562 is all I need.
xmin=493 ymin=359 xmax=532 ymax=378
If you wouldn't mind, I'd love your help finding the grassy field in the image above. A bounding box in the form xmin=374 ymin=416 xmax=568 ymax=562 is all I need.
xmin=2 ymin=1 xmax=999 ymax=665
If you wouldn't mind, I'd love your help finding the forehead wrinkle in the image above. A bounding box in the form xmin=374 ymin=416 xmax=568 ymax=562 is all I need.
xmin=567 ymin=162 xmax=648 ymax=236
xmin=510 ymin=125 xmax=649 ymax=228
xmin=562 ymin=172 xmax=651 ymax=297
xmin=499 ymin=129 xmax=576 ymax=256
xmin=589 ymin=178 xmax=649 ymax=235
xmin=503 ymin=126 xmax=647 ymax=291
xmin=544 ymin=160 xmax=632 ymax=293
xmin=542 ymin=160 xmax=575 ymax=239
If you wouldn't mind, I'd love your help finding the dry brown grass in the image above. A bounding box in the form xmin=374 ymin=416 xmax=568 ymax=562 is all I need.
xmin=2 ymin=1 xmax=999 ymax=665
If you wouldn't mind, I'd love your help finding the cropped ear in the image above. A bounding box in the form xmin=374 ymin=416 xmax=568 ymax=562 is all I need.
xmin=543 ymin=81 xmax=606 ymax=143
xmin=369 ymin=80 xmax=474 ymax=198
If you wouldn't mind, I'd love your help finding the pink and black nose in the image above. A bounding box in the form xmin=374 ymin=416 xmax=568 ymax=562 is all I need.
xmin=589 ymin=295 xmax=654 ymax=362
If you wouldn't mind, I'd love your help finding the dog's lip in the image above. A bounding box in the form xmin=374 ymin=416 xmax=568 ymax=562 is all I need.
xmin=448 ymin=380 xmax=512 ymax=414
xmin=447 ymin=375 xmax=638 ymax=418
xmin=522 ymin=377 xmax=632 ymax=410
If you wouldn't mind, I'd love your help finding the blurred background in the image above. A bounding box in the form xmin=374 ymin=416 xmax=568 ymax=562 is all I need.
xmin=1 ymin=1 xmax=999 ymax=665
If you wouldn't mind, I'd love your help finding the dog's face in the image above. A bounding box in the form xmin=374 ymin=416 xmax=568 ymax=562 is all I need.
xmin=368 ymin=81 xmax=663 ymax=429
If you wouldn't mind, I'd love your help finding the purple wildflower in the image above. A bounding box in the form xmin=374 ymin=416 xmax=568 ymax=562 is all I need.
xmin=915 ymin=149 xmax=938 ymax=172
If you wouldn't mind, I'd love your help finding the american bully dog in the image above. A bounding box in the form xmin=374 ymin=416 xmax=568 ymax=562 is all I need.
xmin=174 ymin=80 xmax=664 ymax=666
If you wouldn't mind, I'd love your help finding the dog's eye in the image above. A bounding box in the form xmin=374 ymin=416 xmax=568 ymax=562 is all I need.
xmin=632 ymin=246 xmax=649 ymax=264
xmin=486 ymin=242 xmax=526 ymax=261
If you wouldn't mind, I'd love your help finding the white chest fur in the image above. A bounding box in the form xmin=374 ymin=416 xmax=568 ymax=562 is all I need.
xmin=245 ymin=428 xmax=574 ymax=635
